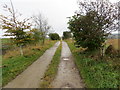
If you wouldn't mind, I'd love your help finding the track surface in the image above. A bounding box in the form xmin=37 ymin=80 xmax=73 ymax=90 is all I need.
xmin=52 ymin=41 xmax=84 ymax=88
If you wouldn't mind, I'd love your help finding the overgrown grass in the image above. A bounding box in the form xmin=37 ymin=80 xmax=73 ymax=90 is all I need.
xmin=40 ymin=41 xmax=61 ymax=88
xmin=2 ymin=40 xmax=57 ymax=86
xmin=1 ymin=38 xmax=11 ymax=44
xmin=1 ymin=38 xmax=15 ymax=55
xmin=66 ymin=40 xmax=119 ymax=88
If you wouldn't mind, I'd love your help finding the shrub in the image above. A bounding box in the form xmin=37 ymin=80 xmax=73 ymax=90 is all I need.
xmin=49 ymin=33 xmax=60 ymax=40
xmin=62 ymin=31 xmax=72 ymax=39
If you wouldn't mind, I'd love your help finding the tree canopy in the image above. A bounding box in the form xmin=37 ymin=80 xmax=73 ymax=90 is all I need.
xmin=33 ymin=13 xmax=51 ymax=44
xmin=62 ymin=31 xmax=72 ymax=39
xmin=0 ymin=4 xmax=32 ymax=46
xmin=49 ymin=33 xmax=60 ymax=40
xmin=68 ymin=0 xmax=118 ymax=50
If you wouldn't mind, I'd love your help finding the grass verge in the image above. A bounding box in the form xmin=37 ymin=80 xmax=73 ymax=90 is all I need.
xmin=2 ymin=40 xmax=57 ymax=86
xmin=66 ymin=40 xmax=119 ymax=88
xmin=40 ymin=41 xmax=61 ymax=88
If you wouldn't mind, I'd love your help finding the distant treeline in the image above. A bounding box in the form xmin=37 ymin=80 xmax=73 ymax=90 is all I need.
xmin=108 ymin=34 xmax=120 ymax=39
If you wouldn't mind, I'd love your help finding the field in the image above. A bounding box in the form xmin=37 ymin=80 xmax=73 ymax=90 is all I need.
xmin=1 ymin=38 xmax=11 ymax=44
xmin=1 ymin=38 xmax=14 ymax=55
xmin=106 ymin=39 xmax=120 ymax=50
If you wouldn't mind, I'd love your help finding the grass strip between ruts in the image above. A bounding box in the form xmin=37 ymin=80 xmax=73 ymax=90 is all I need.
xmin=40 ymin=41 xmax=62 ymax=88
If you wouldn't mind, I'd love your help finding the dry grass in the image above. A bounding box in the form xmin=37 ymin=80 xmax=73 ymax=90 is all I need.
xmin=3 ymin=40 xmax=55 ymax=59
xmin=3 ymin=45 xmax=40 ymax=59
xmin=106 ymin=39 xmax=120 ymax=50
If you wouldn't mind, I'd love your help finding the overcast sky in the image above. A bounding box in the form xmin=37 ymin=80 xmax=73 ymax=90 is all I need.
xmin=0 ymin=0 xmax=119 ymax=38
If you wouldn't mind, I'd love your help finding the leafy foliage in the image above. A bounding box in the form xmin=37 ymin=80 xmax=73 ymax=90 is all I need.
xmin=62 ymin=31 xmax=72 ymax=39
xmin=0 ymin=5 xmax=32 ymax=46
xmin=30 ymin=28 xmax=42 ymax=43
xmin=49 ymin=33 xmax=60 ymax=40
xmin=68 ymin=0 xmax=118 ymax=50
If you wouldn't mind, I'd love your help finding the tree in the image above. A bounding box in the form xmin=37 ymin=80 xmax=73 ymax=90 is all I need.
xmin=30 ymin=28 xmax=41 ymax=44
xmin=63 ymin=31 xmax=72 ymax=39
xmin=33 ymin=13 xmax=51 ymax=44
xmin=0 ymin=2 xmax=32 ymax=56
xmin=49 ymin=33 xmax=60 ymax=40
xmin=68 ymin=0 xmax=118 ymax=50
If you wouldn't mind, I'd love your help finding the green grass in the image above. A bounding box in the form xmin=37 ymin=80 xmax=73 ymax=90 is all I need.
xmin=1 ymin=38 xmax=11 ymax=44
xmin=40 ymin=41 xmax=61 ymax=88
xmin=1 ymin=38 xmax=14 ymax=52
xmin=2 ymin=40 xmax=57 ymax=86
xmin=66 ymin=40 xmax=119 ymax=88
xmin=0 ymin=69 xmax=1 ymax=87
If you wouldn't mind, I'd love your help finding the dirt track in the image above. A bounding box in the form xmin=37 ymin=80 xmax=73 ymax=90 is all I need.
xmin=51 ymin=41 xmax=85 ymax=88
xmin=4 ymin=41 xmax=60 ymax=88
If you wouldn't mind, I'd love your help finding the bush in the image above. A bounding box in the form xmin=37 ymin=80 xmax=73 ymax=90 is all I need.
xmin=68 ymin=0 xmax=117 ymax=51
xmin=62 ymin=31 xmax=72 ymax=39
xmin=68 ymin=11 xmax=107 ymax=50
xmin=49 ymin=33 xmax=60 ymax=40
